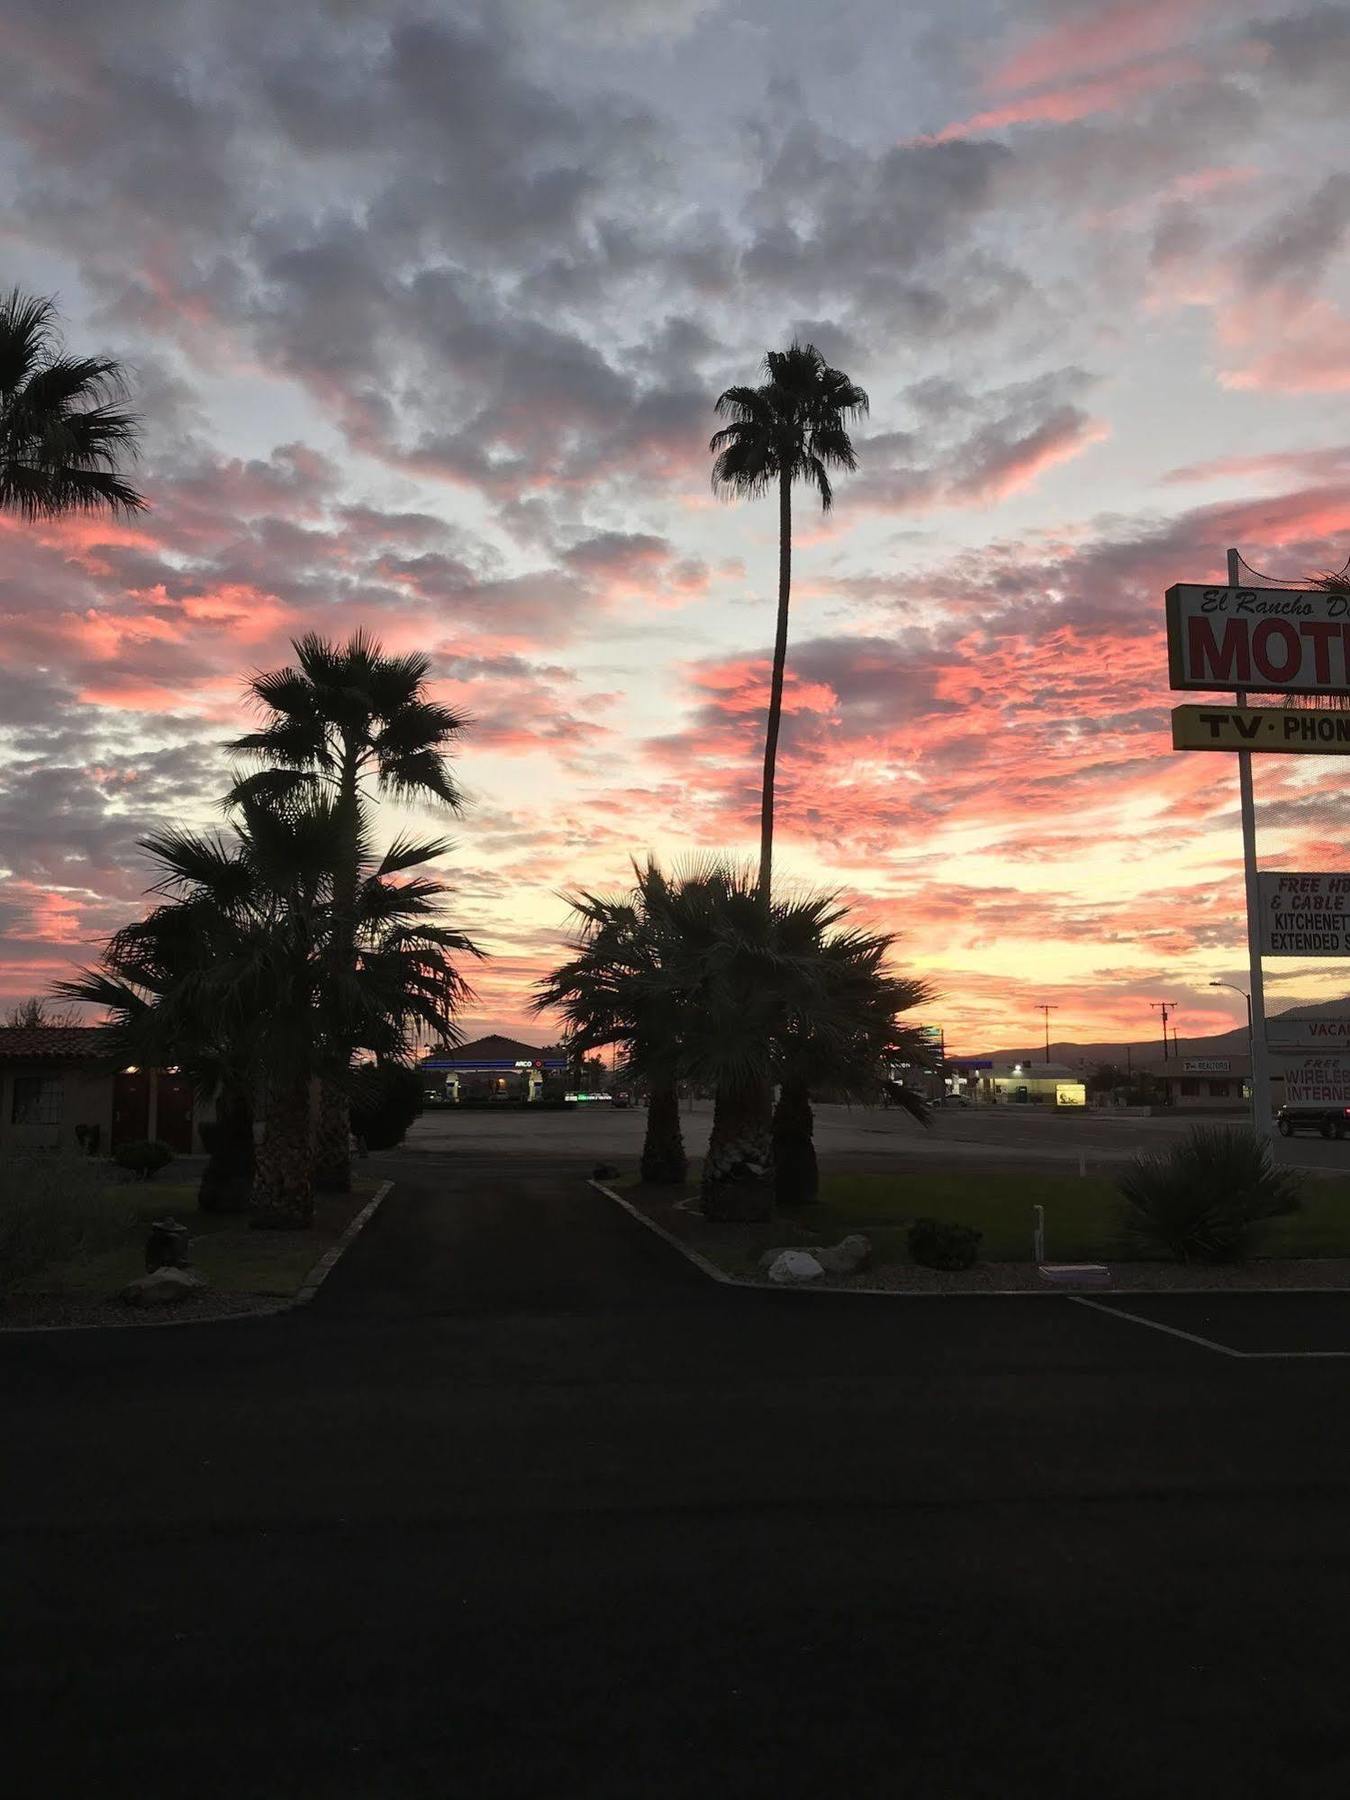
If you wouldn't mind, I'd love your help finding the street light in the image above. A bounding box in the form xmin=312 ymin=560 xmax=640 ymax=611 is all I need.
xmin=1208 ymin=980 xmax=1253 ymax=1038
xmin=1210 ymin=983 xmax=1254 ymax=1106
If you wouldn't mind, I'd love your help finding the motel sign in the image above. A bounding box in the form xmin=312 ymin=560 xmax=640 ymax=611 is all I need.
xmin=1165 ymin=585 xmax=1350 ymax=696
xmin=1164 ymin=556 xmax=1350 ymax=1139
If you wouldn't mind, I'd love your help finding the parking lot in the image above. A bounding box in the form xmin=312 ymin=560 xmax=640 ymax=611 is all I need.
xmin=8 ymin=1132 xmax=1350 ymax=1796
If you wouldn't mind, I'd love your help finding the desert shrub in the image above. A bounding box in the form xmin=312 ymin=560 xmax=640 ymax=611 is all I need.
xmin=112 ymin=1138 xmax=174 ymax=1180
xmin=349 ymin=1063 xmax=424 ymax=1152
xmin=1117 ymin=1126 xmax=1302 ymax=1264
xmin=0 ymin=1153 xmax=130 ymax=1290
xmin=908 ymin=1216 xmax=982 ymax=1270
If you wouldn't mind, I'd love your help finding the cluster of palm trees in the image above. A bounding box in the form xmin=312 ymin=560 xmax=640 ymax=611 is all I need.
xmin=61 ymin=635 xmax=480 ymax=1227
xmin=535 ymin=339 xmax=930 ymax=1222
xmin=8 ymin=288 xmax=934 ymax=1222
xmin=536 ymin=859 xmax=932 ymax=1218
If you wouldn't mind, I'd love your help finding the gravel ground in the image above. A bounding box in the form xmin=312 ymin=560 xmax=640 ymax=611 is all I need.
xmin=0 ymin=1290 xmax=288 ymax=1331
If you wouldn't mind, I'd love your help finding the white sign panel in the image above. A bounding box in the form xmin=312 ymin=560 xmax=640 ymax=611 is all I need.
xmin=1272 ymin=1055 xmax=1350 ymax=1106
xmin=1182 ymin=1057 xmax=1231 ymax=1074
xmin=1267 ymin=1016 xmax=1350 ymax=1049
xmin=1166 ymin=585 xmax=1350 ymax=696
xmin=1258 ymin=872 xmax=1350 ymax=956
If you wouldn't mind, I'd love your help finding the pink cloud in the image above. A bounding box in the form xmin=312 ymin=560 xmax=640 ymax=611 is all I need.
xmin=934 ymin=56 xmax=1201 ymax=140
xmin=987 ymin=0 xmax=1213 ymax=94
xmin=1220 ymin=299 xmax=1350 ymax=394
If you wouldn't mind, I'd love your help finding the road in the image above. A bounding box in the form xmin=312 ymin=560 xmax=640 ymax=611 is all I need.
xmin=406 ymin=1097 xmax=1350 ymax=1175
xmin=5 ymin=1145 xmax=1350 ymax=1796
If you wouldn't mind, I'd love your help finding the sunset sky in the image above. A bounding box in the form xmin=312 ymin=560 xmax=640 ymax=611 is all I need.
xmin=3 ymin=0 xmax=1350 ymax=1054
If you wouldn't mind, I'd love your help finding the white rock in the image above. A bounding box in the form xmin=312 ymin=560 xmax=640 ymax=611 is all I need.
xmin=811 ymin=1234 xmax=872 ymax=1275
xmin=121 ymin=1267 xmax=208 ymax=1307
xmin=765 ymin=1249 xmax=826 ymax=1285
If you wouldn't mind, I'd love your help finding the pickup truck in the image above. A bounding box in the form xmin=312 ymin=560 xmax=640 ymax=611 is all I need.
xmin=1276 ymin=1103 xmax=1350 ymax=1140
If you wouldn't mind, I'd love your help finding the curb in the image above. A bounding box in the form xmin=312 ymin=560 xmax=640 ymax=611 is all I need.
xmin=0 ymin=1180 xmax=394 ymax=1336
xmin=589 ymin=1179 xmax=735 ymax=1284
xmin=294 ymin=1179 xmax=392 ymax=1305
xmin=587 ymin=1182 xmax=1350 ymax=1300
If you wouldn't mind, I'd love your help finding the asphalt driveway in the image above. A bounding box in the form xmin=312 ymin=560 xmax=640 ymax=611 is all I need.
xmin=6 ymin=1153 xmax=1350 ymax=1798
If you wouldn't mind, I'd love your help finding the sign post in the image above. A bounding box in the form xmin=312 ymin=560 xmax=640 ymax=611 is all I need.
xmin=1229 ymin=550 xmax=1275 ymax=1139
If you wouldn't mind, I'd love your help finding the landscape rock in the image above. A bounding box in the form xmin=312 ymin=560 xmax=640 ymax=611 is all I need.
xmin=764 ymin=1249 xmax=826 ymax=1285
xmin=760 ymin=1235 xmax=872 ymax=1278
xmin=120 ymin=1267 xmax=208 ymax=1307
xmin=811 ymin=1234 xmax=873 ymax=1276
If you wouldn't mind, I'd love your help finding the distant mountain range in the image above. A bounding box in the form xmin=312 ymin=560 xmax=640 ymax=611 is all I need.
xmin=955 ymin=994 xmax=1350 ymax=1068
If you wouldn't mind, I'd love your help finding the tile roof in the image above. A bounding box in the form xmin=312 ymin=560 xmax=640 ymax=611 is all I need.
xmin=434 ymin=1034 xmax=550 ymax=1061
xmin=0 ymin=1025 xmax=115 ymax=1061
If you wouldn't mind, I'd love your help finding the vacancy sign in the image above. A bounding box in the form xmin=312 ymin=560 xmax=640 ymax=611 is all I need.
xmin=1171 ymin=704 xmax=1350 ymax=752
xmin=1166 ymin=586 xmax=1350 ymax=696
xmin=1259 ymin=872 xmax=1350 ymax=956
xmin=1267 ymin=1017 xmax=1350 ymax=1049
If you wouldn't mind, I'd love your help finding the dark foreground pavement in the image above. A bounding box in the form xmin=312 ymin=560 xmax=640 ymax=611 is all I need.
xmin=6 ymin=1155 xmax=1350 ymax=1798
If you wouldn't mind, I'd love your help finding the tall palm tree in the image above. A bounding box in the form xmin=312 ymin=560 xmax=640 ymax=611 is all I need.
xmin=534 ymin=858 xmax=691 ymax=1186
xmin=0 ymin=288 xmax=146 ymax=520
xmin=710 ymin=341 xmax=868 ymax=902
xmin=226 ymin=630 xmax=467 ymax=1192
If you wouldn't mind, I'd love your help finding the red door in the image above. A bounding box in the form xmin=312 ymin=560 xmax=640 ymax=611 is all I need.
xmin=154 ymin=1076 xmax=195 ymax=1154
xmin=111 ymin=1072 xmax=150 ymax=1147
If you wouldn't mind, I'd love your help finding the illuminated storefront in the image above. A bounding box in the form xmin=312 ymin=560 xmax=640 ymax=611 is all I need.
xmin=419 ymin=1034 xmax=568 ymax=1103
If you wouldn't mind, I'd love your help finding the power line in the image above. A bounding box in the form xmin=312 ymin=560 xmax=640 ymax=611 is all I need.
xmin=1149 ymin=1001 xmax=1178 ymax=1063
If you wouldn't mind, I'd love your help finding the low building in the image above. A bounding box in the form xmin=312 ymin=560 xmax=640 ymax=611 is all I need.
xmin=0 ymin=1026 xmax=205 ymax=1154
xmin=1144 ymin=1053 xmax=1263 ymax=1112
xmin=979 ymin=1061 xmax=1087 ymax=1108
xmin=419 ymin=1035 xmax=570 ymax=1104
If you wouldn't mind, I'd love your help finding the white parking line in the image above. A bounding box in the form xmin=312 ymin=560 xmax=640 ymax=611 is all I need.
xmin=1069 ymin=1296 xmax=1246 ymax=1357
xmin=1071 ymin=1295 xmax=1350 ymax=1359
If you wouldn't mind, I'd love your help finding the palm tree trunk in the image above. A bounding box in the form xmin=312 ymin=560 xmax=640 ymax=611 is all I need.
xmin=757 ymin=467 xmax=793 ymax=904
xmin=314 ymin=1075 xmax=351 ymax=1192
xmin=701 ymin=1075 xmax=774 ymax=1221
xmin=321 ymin=743 xmax=362 ymax=1194
xmin=640 ymin=1080 xmax=686 ymax=1185
xmin=250 ymin=1069 xmax=314 ymax=1229
xmin=198 ymin=1081 xmax=255 ymax=1214
xmin=772 ymin=1076 xmax=818 ymax=1209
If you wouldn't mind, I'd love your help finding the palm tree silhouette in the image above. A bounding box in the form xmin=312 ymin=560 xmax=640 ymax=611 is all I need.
xmin=710 ymin=341 xmax=867 ymax=901
xmin=226 ymin=631 xmax=466 ymax=1192
xmin=534 ymin=857 xmax=693 ymax=1187
xmin=66 ymin=797 xmax=478 ymax=1227
xmin=0 ymin=289 xmax=146 ymax=520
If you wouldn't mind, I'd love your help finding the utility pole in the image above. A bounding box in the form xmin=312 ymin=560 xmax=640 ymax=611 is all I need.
xmin=1036 ymin=1004 xmax=1057 ymax=1065
xmin=1149 ymin=1001 xmax=1177 ymax=1062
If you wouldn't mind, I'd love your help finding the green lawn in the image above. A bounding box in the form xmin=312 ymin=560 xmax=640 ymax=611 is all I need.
xmin=15 ymin=1176 xmax=382 ymax=1298
xmin=625 ymin=1166 xmax=1350 ymax=1276
xmin=811 ymin=1170 xmax=1350 ymax=1264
